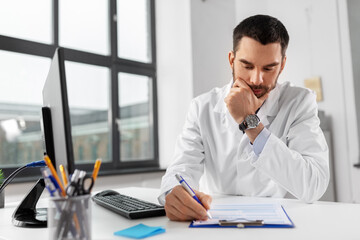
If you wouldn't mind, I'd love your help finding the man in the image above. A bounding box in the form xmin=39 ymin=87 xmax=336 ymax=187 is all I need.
xmin=159 ymin=15 xmax=329 ymax=221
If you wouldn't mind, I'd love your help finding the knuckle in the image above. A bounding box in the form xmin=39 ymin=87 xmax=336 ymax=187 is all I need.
xmin=172 ymin=186 xmax=180 ymax=193
xmin=166 ymin=211 xmax=176 ymax=221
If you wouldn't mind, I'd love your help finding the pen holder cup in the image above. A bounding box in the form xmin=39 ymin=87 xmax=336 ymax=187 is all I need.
xmin=48 ymin=194 xmax=91 ymax=240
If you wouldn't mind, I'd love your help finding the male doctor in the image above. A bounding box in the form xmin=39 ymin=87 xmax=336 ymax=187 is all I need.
xmin=159 ymin=15 xmax=329 ymax=221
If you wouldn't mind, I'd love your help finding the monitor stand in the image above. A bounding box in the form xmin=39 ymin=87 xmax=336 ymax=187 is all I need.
xmin=12 ymin=178 xmax=47 ymax=228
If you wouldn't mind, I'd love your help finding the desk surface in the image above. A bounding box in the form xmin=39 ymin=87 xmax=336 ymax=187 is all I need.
xmin=0 ymin=187 xmax=360 ymax=240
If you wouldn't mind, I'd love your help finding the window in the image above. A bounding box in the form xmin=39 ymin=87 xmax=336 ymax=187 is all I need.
xmin=118 ymin=72 xmax=154 ymax=161
xmin=0 ymin=0 xmax=158 ymax=180
xmin=59 ymin=0 xmax=110 ymax=55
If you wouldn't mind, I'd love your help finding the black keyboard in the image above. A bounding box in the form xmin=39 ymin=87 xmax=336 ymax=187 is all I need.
xmin=92 ymin=190 xmax=166 ymax=219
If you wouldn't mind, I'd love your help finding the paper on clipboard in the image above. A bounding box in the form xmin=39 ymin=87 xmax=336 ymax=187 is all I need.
xmin=192 ymin=204 xmax=293 ymax=226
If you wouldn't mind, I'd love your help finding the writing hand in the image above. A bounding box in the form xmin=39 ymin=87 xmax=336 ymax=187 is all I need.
xmin=164 ymin=185 xmax=212 ymax=221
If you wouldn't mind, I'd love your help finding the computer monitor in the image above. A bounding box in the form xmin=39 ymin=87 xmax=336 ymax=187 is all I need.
xmin=12 ymin=48 xmax=75 ymax=228
xmin=42 ymin=47 xmax=75 ymax=176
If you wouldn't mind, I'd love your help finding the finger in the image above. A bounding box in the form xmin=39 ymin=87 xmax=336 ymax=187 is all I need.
xmin=165 ymin=203 xmax=195 ymax=221
xmin=176 ymin=193 xmax=208 ymax=219
xmin=166 ymin=210 xmax=190 ymax=222
xmin=258 ymin=92 xmax=270 ymax=103
xmin=232 ymin=79 xmax=241 ymax=88
xmin=165 ymin=210 xmax=179 ymax=221
xmin=173 ymin=193 xmax=206 ymax=219
xmin=165 ymin=202 xmax=193 ymax=221
xmin=165 ymin=194 xmax=195 ymax=220
xmin=195 ymin=191 xmax=212 ymax=210
xmin=236 ymin=79 xmax=252 ymax=90
xmin=233 ymin=77 xmax=247 ymax=87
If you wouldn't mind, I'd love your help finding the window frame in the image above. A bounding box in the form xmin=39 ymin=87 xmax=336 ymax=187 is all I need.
xmin=0 ymin=0 xmax=161 ymax=181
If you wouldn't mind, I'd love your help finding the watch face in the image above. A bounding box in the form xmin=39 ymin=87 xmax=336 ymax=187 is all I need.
xmin=245 ymin=114 xmax=260 ymax=128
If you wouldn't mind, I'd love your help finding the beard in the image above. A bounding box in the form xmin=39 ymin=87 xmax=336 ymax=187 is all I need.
xmin=232 ymin=67 xmax=280 ymax=98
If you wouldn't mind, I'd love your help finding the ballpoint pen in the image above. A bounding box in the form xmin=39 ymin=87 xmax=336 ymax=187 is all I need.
xmin=44 ymin=155 xmax=66 ymax=197
xmin=175 ymin=173 xmax=212 ymax=219
xmin=40 ymin=168 xmax=58 ymax=197
xmin=59 ymin=164 xmax=69 ymax=187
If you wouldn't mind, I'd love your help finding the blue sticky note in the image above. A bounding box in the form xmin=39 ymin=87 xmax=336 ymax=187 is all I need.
xmin=114 ymin=224 xmax=165 ymax=239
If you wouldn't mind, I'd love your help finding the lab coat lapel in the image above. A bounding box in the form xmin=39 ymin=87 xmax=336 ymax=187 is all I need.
xmin=213 ymin=80 xmax=234 ymax=131
xmin=257 ymin=83 xmax=281 ymax=127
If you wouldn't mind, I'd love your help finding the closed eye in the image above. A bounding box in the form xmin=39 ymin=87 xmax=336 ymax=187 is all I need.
xmin=263 ymin=67 xmax=273 ymax=71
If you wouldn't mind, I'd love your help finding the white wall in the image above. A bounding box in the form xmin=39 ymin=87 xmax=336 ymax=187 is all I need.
xmin=190 ymin=0 xmax=235 ymax=96
xmin=156 ymin=0 xmax=194 ymax=169
xmin=156 ymin=0 xmax=238 ymax=167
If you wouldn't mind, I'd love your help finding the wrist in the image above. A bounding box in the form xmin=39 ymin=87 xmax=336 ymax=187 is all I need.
xmin=236 ymin=117 xmax=245 ymax=125
xmin=246 ymin=123 xmax=264 ymax=143
xmin=236 ymin=113 xmax=254 ymax=124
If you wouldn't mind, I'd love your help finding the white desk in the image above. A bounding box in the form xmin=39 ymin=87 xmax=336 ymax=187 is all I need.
xmin=1 ymin=187 xmax=360 ymax=240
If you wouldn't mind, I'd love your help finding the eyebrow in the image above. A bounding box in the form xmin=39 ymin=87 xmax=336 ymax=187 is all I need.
xmin=239 ymin=59 xmax=280 ymax=68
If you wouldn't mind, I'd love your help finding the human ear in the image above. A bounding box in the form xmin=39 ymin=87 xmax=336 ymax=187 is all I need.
xmin=228 ymin=51 xmax=235 ymax=69
xmin=280 ymin=56 xmax=287 ymax=74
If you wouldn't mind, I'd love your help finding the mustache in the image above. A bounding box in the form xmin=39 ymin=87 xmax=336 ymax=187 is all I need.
xmin=248 ymin=85 xmax=269 ymax=91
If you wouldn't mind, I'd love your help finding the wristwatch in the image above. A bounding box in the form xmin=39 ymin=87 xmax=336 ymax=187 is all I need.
xmin=239 ymin=114 xmax=260 ymax=132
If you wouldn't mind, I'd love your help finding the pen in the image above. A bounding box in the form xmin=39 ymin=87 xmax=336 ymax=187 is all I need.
xmin=44 ymin=155 xmax=66 ymax=197
xmin=175 ymin=173 xmax=212 ymax=219
xmin=40 ymin=168 xmax=58 ymax=197
xmin=48 ymin=175 xmax=63 ymax=196
xmin=59 ymin=164 xmax=69 ymax=187
xmin=92 ymin=159 xmax=102 ymax=181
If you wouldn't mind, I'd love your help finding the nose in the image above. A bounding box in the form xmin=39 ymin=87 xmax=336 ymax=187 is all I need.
xmin=250 ymin=69 xmax=263 ymax=85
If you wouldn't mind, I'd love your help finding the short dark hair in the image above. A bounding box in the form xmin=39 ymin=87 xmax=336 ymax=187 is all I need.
xmin=233 ymin=15 xmax=289 ymax=57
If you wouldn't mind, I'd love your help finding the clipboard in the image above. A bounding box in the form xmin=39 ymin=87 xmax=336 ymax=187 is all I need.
xmin=189 ymin=205 xmax=295 ymax=228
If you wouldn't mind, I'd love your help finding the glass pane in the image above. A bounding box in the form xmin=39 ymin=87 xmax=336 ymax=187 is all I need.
xmin=0 ymin=0 xmax=52 ymax=44
xmin=117 ymin=0 xmax=152 ymax=62
xmin=118 ymin=73 xmax=154 ymax=161
xmin=65 ymin=61 xmax=110 ymax=164
xmin=60 ymin=0 xmax=109 ymax=55
xmin=0 ymin=51 xmax=51 ymax=167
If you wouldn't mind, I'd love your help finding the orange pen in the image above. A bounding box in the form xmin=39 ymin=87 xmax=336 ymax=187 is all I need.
xmin=44 ymin=155 xmax=66 ymax=197
xmin=59 ymin=164 xmax=68 ymax=187
xmin=92 ymin=159 xmax=102 ymax=181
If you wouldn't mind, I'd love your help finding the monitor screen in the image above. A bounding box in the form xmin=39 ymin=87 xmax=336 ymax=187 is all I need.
xmin=42 ymin=48 xmax=75 ymax=177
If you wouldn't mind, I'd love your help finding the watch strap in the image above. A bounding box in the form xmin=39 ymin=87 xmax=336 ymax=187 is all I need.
xmin=239 ymin=121 xmax=247 ymax=133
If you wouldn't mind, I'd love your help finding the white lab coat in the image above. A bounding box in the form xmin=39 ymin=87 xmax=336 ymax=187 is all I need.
xmin=159 ymin=80 xmax=329 ymax=204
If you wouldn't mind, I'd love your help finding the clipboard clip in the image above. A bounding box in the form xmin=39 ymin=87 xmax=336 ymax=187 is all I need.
xmin=219 ymin=219 xmax=264 ymax=228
